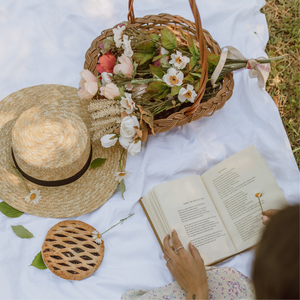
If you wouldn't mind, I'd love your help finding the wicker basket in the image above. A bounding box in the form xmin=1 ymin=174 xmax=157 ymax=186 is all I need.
xmin=84 ymin=0 xmax=234 ymax=134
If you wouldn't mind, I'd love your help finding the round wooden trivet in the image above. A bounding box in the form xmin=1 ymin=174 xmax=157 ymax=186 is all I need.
xmin=42 ymin=220 xmax=104 ymax=280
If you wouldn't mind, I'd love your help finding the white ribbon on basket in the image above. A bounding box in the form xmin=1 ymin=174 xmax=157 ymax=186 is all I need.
xmin=211 ymin=46 xmax=271 ymax=89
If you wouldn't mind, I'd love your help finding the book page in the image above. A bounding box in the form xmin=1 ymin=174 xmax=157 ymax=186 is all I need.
xmin=152 ymin=175 xmax=237 ymax=265
xmin=201 ymin=145 xmax=288 ymax=252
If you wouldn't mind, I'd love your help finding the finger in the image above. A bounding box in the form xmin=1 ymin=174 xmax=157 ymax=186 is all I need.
xmin=164 ymin=253 xmax=173 ymax=265
xmin=189 ymin=242 xmax=202 ymax=260
xmin=263 ymin=209 xmax=279 ymax=218
xmin=171 ymin=229 xmax=183 ymax=251
xmin=163 ymin=234 xmax=177 ymax=260
xmin=262 ymin=215 xmax=270 ymax=225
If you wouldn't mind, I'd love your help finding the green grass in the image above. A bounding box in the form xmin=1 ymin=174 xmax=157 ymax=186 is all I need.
xmin=262 ymin=0 xmax=300 ymax=169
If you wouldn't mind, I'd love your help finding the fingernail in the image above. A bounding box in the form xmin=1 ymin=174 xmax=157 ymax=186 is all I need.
xmin=190 ymin=242 xmax=194 ymax=246
xmin=164 ymin=234 xmax=168 ymax=238
xmin=171 ymin=229 xmax=175 ymax=232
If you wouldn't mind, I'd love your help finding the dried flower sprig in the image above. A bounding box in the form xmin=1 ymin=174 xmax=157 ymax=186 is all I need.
xmin=92 ymin=213 xmax=134 ymax=244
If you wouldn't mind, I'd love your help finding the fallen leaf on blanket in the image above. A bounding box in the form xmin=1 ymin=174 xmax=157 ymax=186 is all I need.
xmin=119 ymin=179 xmax=126 ymax=200
xmin=30 ymin=251 xmax=47 ymax=270
xmin=0 ymin=202 xmax=23 ymax=218
xmin=90 ymin=158 xmax=107 ymax=169
xmin=11 ymin=225 xmax=34 ymax=239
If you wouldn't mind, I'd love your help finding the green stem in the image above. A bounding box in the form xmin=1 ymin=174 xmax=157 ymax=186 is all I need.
xmin=119 ymin=148 xmax=125 ymax=172
xmin=258 ymin=196 xmax=264 ymax=214
xmin=100 ymin=213 xmax=134 ymax=236
xmin=11 ymin=165 xmax=31 ymax=193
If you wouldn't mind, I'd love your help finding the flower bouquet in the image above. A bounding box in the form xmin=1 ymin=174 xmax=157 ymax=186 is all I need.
xmin=78 ymin=0 xmax=281 ymax=196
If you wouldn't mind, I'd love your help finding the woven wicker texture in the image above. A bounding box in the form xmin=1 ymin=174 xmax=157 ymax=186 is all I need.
xmin=84 ymin=0 xmax=234 ymax=134
xmin=0 ymin=85 xmax=126 ymax=218
xmin=42 ymin=220 xmax=104 ymax=280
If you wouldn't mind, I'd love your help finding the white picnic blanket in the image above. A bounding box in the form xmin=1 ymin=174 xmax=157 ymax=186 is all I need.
xmin=0 ymin=0 xmax=299 ymax=299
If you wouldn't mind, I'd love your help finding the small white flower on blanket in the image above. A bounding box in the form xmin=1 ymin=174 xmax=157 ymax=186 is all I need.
xmin=92 ymin=231 xmax=102 ymax=244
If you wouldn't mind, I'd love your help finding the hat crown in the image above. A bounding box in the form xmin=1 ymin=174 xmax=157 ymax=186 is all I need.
xmin=11 ymin=106 xmax=91 ymax=181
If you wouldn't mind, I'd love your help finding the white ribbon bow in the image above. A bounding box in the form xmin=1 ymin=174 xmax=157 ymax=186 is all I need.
xmin=211 ymin=46 xmax=271 ymax=89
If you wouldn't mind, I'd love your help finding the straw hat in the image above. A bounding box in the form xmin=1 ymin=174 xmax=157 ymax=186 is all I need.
xmin=0 ymin=84 xmax=126 ymax=218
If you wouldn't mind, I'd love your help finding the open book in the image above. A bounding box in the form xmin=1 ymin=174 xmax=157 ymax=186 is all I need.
xmin=140 ymin=145 xmax=288 ymax=265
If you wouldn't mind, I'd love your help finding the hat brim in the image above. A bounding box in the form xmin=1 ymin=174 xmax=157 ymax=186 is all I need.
xmin=0 ymin=85 xmax=126 ymax=218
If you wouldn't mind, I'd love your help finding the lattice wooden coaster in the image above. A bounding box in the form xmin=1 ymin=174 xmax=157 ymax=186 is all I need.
xmin=42 ymin=220 xmax=104 ymax=280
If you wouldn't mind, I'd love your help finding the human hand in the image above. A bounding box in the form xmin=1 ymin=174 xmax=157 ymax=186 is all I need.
xmin=163 ymin=229 xmax=208 ymax=300
xmin=262 ymin=209 xmax=280 ymax=225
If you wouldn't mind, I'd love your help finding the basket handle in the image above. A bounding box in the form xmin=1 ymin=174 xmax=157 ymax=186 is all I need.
xmin=127 ymin=0 xmax=208 ymax=116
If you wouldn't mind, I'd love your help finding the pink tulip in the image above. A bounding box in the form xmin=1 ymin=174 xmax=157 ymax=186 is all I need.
xmin=113 ymin=54 xmax=133 ymax=78
xmin=78 ymin=69 xmax=98 ymax=100
xmin=100 ymin=82 xmax=120 ymax=99
xmin=97 ymin=51 xmax=117 ymax=74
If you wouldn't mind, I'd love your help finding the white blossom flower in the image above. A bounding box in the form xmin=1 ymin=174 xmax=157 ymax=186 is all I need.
xmin=100 ymin=134 xmax=118 ymax=148
xmin=120 ymin=93 xmax=136 ymax=114
xmin=101 ymin=72 xmax=112 ymax=86
xmin=160 ymin=47 xmax=169 ymax=65
xmin=163 ymin=67 xmax=184 ymax=87
xmin=122 ymin=35 xmax=133 ymax=57
xmin=115 ymin=171 xmax=131 ymax=182
xmin=161 ymin=47 xmax=168 ymax=55
xmin=178 ymin=84 xmax=197 ymax=103
xmin=113 ymin=25 xmax=125 ymax=47
xmin=92 ymin=231 xmax=102 ymax=244
xmin=24 ymin=189 xmax=42 ymax=205
xmin=120 ymin=115 xmax=140 ymax=139
xmin=119 ymin=136 xmax=133 ymax=149
xmin=169 ymin=51 xmax=190 ymax=69
xmin=128 ymin=139 xmax=142 ymax=157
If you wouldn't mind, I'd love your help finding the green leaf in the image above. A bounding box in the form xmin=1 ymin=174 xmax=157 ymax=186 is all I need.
xmin=30 ymin=251 xmax=47 ymax=270
xmin=195 ymin=80 xmax=200 ymax=92
xmin=150 ymin=33 xmax=160 ymax=42
xmin=149 ymin=65 xmax=165 ymax=79
xmin=132 ymin=52 xmax=155 ymax=65
xmin=161 ymin=27 xmax=177 ymax=50
xmin=146 ymin=81 xmax=169 ymax=94
xmin=179 ymin=28 xmax=187 ymax=40
xmin=207 ymin=54 xmax=220 ymax=67
xmin=184 ymin=74 xmax=195 ymax=83
xmin=136 ymin=41 xmax=156 ymax=53
xmin=152 ymin=53 xmax=169 ymax=62
xmin=189 ymin=56 xmax=199 ymax=70
xmin=187 ymin=34 xmax=199 ymax=57
xmin=11 ymin=225 xmax=34 ymax=239
xmin=119 ymin=179 xmax=126 ymax=200
xmin=191 ymin=72 xmax=202 ymax=79
xmin=155 ymin=88 xmax=171 ymax=100
xmin=119 ymin=86 xmax=126 ymax=98
xmin=90 ymin=158 xmax=107 ymax=169
xmin=96 ymin=76 xmax=102 ymax=90
xmin=170 ymin=85 xmax=182 ymax=97
xmin=0 ymin=202 xmax=23 ymax=218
